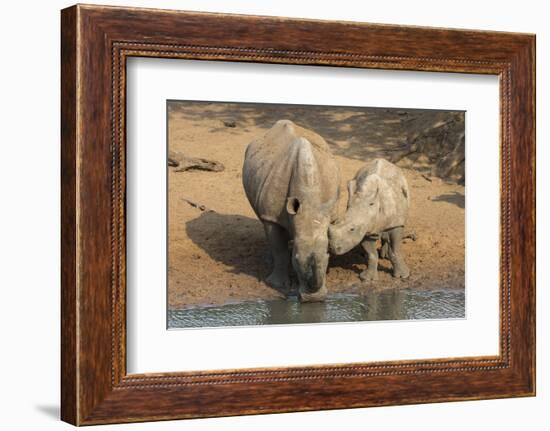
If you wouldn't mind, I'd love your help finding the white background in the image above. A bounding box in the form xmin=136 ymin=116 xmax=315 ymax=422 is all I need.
xmin=127 ymin=59 xmax=499 ymax=373
xmin=0 ymin=0 xmax=547 ymax=430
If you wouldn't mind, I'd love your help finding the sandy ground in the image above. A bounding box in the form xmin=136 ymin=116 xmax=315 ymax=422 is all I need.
xmin=168 ymin=102 xmax=465 ymax=309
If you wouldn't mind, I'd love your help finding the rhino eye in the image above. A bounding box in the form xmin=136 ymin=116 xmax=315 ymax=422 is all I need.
xmin=350 ymin=227 xmax=355 ymax=232
xmin=369 ymin=202 xmax=375 ymax=206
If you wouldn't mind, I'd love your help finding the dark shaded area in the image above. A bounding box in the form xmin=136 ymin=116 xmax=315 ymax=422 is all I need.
xmin=432 ymin=191 xmax=465 ymax=209
xmin=185 ymin=211 xmax=268 ymax=279
xmin=390 ymin=112 xmax=465 ymax=183
xmin=168 ymin=100 xmax=465 ymax=183
xmin=329 ymin=245 xmax=394 ymax=276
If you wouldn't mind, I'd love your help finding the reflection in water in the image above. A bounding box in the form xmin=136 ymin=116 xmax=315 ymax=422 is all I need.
xmin=168 ymin=288 xmax=465 ymax=329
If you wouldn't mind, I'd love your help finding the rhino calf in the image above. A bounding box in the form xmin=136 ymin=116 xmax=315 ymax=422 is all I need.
xmin=328 ymin=158 xmax=410 ymax=281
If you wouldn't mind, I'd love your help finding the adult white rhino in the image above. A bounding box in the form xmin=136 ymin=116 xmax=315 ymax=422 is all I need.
xmin=242 ymin=120 xmax=340 ymax=302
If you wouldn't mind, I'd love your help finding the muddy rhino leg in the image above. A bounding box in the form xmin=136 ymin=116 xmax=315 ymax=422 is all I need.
xmin=388 ymin=227 xmax=410 ymax=279
xmin=379 ymin=232 xmax=391 ymax=260
xmin=263 ymin=221 xmax=291 ymax=294
xmin=359 ymin=236 xmax=379 ymax=281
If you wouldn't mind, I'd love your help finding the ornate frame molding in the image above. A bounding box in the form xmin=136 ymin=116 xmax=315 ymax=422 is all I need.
xmin=61 ymin=5 xmax=535 ymax=425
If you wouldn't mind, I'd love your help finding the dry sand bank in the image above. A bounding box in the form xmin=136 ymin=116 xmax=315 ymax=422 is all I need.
xmin=168 ymin=102 xmax=465 ymax=309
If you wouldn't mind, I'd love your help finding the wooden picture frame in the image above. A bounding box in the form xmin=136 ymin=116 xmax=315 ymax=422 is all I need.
xmin=61 ymin=4 xmax=535 ymax=425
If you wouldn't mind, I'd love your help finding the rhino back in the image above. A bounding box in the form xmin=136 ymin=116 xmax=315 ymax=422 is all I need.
xmin=242 ymin=120 xmax=339 ymax=229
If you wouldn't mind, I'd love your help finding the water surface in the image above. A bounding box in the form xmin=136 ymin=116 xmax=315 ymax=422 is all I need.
xmin=168 ymin=288 xmax=465 ymax=329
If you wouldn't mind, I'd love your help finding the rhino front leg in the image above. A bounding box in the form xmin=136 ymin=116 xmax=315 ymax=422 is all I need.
xmin=388 ymin=226 xmax=410 ymax=279
xmin=263 ymin=221 xmax=291 ymax=295
xmin=359 ymin=236 xmax=379 ymax=281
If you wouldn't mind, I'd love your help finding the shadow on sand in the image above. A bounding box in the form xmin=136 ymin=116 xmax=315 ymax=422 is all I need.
xmin=432 ymin=191 xmax=465 ymax=209
xmin=185 ymin=211 xmax=393 ymax=293
xmin=169 ymin=101 xmax=463 ymax=164
xmin=185 ymin=211 xmax=267 ymax=278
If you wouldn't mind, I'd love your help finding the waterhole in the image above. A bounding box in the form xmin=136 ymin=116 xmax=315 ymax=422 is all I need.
xmin=168 ymin=287 xmax=465 ymax=329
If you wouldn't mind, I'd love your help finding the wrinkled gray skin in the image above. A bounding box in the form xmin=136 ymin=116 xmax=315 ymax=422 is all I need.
xmin=242 ymin=120 xmax=340 ymax=302
xmin=329 ymin=158 xmax=410 ymax=281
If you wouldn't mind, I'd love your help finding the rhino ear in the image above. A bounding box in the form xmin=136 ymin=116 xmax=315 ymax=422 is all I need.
xmin=286 ymin=197 xmax=301 ymax=215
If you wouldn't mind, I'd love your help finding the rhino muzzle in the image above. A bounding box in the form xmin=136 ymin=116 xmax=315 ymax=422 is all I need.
xmin=294 ymin=253 xmax=328 ymax=296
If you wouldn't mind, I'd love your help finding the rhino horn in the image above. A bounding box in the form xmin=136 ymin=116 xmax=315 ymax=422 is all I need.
xmin=290 ymin=137 xmax=321 ymax=195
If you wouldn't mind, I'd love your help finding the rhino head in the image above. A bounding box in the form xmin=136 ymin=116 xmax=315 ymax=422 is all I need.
xmin=286 ymin=196 xmax=331 ymax=301
xmin=287 ymin=137 xmax=334 ymax=302
xmin=328 ymin=174 xmax=382 ymax=256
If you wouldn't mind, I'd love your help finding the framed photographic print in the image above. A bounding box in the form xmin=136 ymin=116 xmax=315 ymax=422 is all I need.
xmin=61 ymin=4 xmax=535 ymax=425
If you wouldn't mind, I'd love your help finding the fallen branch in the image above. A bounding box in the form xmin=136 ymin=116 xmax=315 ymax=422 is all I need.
xmin=182 ymin=198 xmax=213 ymax=212
xmin=168 ymin=150 xmax=224 ymax=172
xmin=223 ymin=119 xmax=237 ymax=128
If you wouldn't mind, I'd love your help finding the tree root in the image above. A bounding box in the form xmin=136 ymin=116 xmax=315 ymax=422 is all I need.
xmin=390 ymin=112 xmax=465 ymax=184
